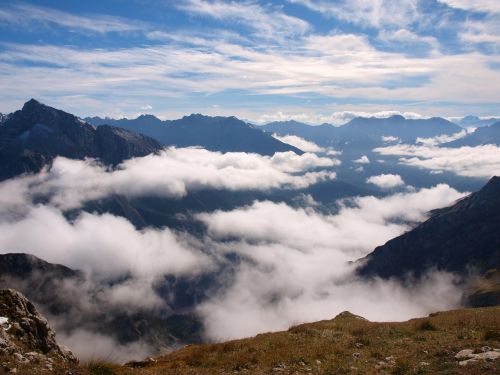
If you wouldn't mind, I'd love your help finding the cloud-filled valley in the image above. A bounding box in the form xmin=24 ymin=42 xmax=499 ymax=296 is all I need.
xmin=0 ymin=142 xmax=471 ymax=360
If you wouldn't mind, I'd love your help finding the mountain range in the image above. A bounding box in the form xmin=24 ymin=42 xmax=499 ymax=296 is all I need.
xmin=261 ymin=115 xmax=462 ymax=151
xmin=86 ymin=113 xmax=302 ymax=155
xmin=0 ymin=99 xmax=163 ymax=181
xmin=456 ymin=115 xmax=500 ymax=128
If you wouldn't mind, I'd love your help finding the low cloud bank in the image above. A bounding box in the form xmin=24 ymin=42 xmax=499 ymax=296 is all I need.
xmin=0 ymin=147 xmax=338 ymax=210
xmin=374 ymin=144 xmax=500 ymax=178
xmin=195 ymin=185 xmax=465 ymax=340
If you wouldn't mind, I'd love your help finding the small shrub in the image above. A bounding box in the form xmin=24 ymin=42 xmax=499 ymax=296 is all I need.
xmin=391 ymin=358 xmax=411 ymax=375
xmin=86 ymin=360 xmax=119 ymax=375
xmin=484 ymin=329 xmax=500 ymax=341
xmin=417 ymin=320 xmax=437 ymax=331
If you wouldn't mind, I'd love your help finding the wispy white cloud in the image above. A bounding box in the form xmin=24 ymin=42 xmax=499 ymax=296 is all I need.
xmin=177 ymin=0 xmax=309 ymax=40
xmin=0 ymin=3 xmax=142 ymax=34
xmin=289 ymin=0 xmax=419 ymax=29
xmin=438 ymin=0 xmax=500 ymax=13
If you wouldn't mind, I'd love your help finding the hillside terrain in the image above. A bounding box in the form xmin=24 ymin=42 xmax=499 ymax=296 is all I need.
xmin=358 ymin=176 xmax=500 ymax=287
xmin=75 ymin=307 xmax=499 ymax=375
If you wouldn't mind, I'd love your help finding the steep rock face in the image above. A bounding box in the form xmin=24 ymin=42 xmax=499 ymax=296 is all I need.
xmin=357 ymin=176 xmax=500 ymax=280
xmin=0 ymin=99 xmax=162 ymax=181
xmin=0 ymin=289 xmax=77 ymax=373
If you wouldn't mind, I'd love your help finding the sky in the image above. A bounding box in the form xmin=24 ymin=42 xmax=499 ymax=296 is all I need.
xmin=0 ymin=0 xmax=499 ymax=123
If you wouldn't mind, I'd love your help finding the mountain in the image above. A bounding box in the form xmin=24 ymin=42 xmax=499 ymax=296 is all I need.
xmin=357 ymin=176 xmax=500 ymax=283
xmin=261 ymin=116 xmax=462 ymax=151
xmin=445 ymin=121 xmax=500 ymax=147
xmin=456 ymin=115 xmax=500 ymax=128
xmin=86 ymin=114 xmax=303 ymax=155
xmin=0 ymin=112 xmax=7 ymax=124
xmin=0 ymin=99 xmax=163 ymax=181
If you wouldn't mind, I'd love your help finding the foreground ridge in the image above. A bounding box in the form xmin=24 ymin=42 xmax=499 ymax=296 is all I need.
xmin=88 ymin=307 xmax=499 ymax=374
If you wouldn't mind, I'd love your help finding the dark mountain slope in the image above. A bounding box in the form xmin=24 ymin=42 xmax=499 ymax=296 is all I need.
xmin=357 ymin=176 xmax=500 ymax=280
xmin=87 ymin=114 xmax=303 ymax=155
xmin=445 ymin=121 xmax=500 ymax=147
xmin=0 ymin=99 xmax=162 ymax=181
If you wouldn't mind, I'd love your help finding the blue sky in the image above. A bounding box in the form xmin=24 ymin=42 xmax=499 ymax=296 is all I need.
xmin=0 ymin=0 xmax=499 ymax=123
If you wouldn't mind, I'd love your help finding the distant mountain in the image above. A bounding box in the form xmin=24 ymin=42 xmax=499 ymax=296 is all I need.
xmin=357 ymin=176 xmax=500 ymax=282
xmin=86 ymin=114 xmax=303 ymax=155
xmin=444 ymin=121 xmax=500 ymax=147
xmin=261 ymin=116 xmax=462 ymax=151
xmin=0 ymin=99 xmax=163 ymax=181
xmin=456 ymin=115 xmax=500 ymax=128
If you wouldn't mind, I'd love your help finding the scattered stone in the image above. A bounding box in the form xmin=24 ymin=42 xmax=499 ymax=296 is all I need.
xmin=455 ymin=348 xmax=500 ymax=365
xmin=419 ymin=361 xmax=430 ymax=366
xmin=352 ymin=352 xmax=361 ymax=359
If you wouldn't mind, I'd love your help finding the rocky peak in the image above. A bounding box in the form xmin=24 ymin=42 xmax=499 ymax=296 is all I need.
xmin=0 ymin=289 xmax=77 ymax=372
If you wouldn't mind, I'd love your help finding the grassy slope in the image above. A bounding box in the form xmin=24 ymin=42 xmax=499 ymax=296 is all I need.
xmin=81 ymin=306 xmax=500 ymax=375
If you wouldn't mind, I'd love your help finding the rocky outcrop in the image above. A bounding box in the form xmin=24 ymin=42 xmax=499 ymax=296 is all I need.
xmin=0 ymin=289 xmax=77 ymax=373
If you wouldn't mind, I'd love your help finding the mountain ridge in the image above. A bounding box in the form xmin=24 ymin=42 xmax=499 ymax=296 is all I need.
xmin=0 ymin=99 xmax=163 ymax=181
xmin=86 ymin=113 xmax=303 ymax=156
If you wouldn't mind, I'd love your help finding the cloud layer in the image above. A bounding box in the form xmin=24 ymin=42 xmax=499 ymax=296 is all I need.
xmin=374 ymin=144 xmax=500 ymax=178
xmin=0 ymin=148 xmax=338 ymax=210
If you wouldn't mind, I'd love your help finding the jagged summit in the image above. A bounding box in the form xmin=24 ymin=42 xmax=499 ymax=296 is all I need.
xmin=0 ymin=100 xmax=163 ymax=180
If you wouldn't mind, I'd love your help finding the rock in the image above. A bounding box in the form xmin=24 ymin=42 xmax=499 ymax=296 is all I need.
xmin=352 ymin=352 xmax=361 ymax=359
xmin=455 ymin=349 xmax=474 ymax=360
xmin=475 ymin=351 xmax=500 ymax=361
xmin=419 ymin=361 xmax=430 ymax=366
xmin=455 ymin=348 xmax=500 ymax=364
xmin=0 ymin=289 xmax=78 ymax=372
xmin=459 ymin=358 xmax=478 ymax=366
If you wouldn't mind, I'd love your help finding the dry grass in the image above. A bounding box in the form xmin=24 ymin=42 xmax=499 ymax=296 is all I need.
xmin=98 ymin=307 xmax=500 ymax=374
xmin=25 ymin=307 xmax=500 ymax=375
